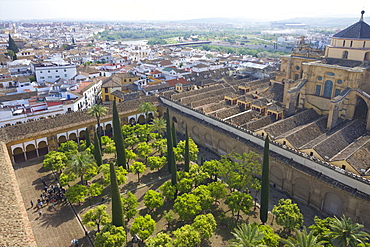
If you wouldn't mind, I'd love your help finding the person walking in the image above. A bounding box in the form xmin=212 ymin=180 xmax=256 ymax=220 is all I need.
xmin=38 ymin=210 xmax=42 ymax=216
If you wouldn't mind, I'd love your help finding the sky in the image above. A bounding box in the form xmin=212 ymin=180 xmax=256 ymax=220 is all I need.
xmin=0 ymin=0 xmax=370 ymax=22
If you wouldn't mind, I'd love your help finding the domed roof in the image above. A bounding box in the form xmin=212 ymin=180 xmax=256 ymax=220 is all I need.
xmin=333 ymin=11 xmax=370 ymax=39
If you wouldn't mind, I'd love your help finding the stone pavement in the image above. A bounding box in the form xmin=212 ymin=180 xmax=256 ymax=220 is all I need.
xmin=13 ymin=157 xmax=91 ymax=247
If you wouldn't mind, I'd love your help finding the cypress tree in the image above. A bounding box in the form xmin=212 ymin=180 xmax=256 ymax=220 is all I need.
xmin=184 ymin=126 xmax=190 ymax=172
xmin=85 ymin=127 xmax=91 ymax=148
xmin=166 ymin=108 xmax=172 ymax=173
xmin=260 ymin=135 xmax=270 ymax=225
xmin=172 ymin=121 xmax=177 ymax=147
xmin=113 ymin=101 xmax=126 ymax=169
xmin=93 ymin=131 xmax=102 ymax=166
xmin=7 ymin=34 xmax=19 ymax=53
xmin=110 ymin=162 xmax=124 ymax=227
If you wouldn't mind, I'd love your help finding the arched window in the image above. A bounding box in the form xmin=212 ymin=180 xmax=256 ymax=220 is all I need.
xmin=323 ymin=80 xmax=333 ymax=97
xmin=342 ymin=51 xmax=348 ymax=59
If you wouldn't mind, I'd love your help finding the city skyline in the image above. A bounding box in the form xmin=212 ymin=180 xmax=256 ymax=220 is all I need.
xmin=0 ymin=0 xmax=370 ymax=22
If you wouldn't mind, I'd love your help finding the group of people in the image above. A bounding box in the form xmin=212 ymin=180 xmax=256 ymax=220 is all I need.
xmin=30 ymin=176 xmax=67 ymax=213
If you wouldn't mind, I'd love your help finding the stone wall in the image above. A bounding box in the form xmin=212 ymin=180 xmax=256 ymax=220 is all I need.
xmin=0 ymin=142 xmax=37 ymax=246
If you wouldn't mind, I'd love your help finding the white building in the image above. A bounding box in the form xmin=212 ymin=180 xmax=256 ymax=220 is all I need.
xmin=31 ymin=62 xmax=77 ymax=83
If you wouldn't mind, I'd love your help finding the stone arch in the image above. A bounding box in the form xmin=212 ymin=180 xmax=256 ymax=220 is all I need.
xmin=58 ymin=135 xmax=67 ymax=144
xmin=105 ymin=124 xmax=112 ymax=136
xmin=232 ymin=145 xmax=243 ymax=155
xmin=323 ymin=80 xmax=333 ymax=98
xmin=293 ymin=177 xmax=312 ymax=203
xmin=204 ymin=132 xmax=213 ymax=149
xmin=79 ymin=130 xmax=86 ymax=140
xmin=359 ymin=210 xmax=370 ymax=229
xmin=147 ymin=112 xmax=154 ymax=122
xmin=25 ymin=143 xmax=37 ymax=160
xmin=191 ymin=125 xmax=200 ymax=142
xmin=13 ymin=147 xmax=25 ymax=163
xmin=137 ymin=115 xmax=145 ymax=124
xmin=353 ymin=96 xmax=368 ymax=121
xmin=37 ymin=141 xmax=49 ymax=156
xmin=217 ymin=139 xmax=228 ymax=155
xmin=344 ymin=90 xmax=370 ymax=128
xmin=172 ymin=116 xmax=177 ymax=123
xmin=364 ymin=52 xmax=370 ymax=61
xmin=270 ymin=164 xmax=284 ymax=189
xmin=322 ymin=192 xmax=345 ymax=216
xmin=69 ymin=133 xmax=78 ymax=142
xmin=129 ymin=117 xmax=136 ymax=125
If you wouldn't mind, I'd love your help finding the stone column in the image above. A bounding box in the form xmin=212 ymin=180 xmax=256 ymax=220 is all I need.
xmin=327 ymin=101 xmax=340 ymax=129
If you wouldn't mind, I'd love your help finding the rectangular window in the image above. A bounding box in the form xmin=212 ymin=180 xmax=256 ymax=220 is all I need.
xmin=56 ymin=75 xmax=60 ymax=78
xmin=335 ymin=89 xmax=341 ymax=97
xmin=104 ymin=88 xmax=108 ymax=93
xmin=64 ymin=74 xmax=67 ymax=77
xmin=294 ymin=74 xmax=299 ymax=80
xmin=40 ymin=77 xmax=44 ymax=79
xmin=105 ymin=95 xmax=109 ymax=101
xmin=315 ymin=85 xmax=321 ymax=95
xmin=48 ymin=76 xmax=52 ymax=78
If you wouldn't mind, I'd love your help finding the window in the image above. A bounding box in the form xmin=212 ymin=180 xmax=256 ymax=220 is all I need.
xmin=48 ymin=70 xmax=50 ymax=73
xmin=315 ymin=85 xmax=321 ymax=95
xmin=294 ymin=74 xmax=299 ymax=80
xmin=342 ymin=51 xmax=348 ymax=59
xmin=295 ymin=66 xmax=300 ymax=70
xmin=326 ymin=72 xmax=335 ymax=76
xmin=40 ymin=77 xmax=44 ymax=79
xmin=105 ymin=95 xmax=109 ymax=101
xmin=337 ymin=79 xmax=342 ymax=84
xmin=56 ymin=75 xmax=60 ymax=78
xmin=335 ymin=89 xmax=341 ymax=97
xmin=40 ymin=71 xmax=43 ymax=73
xmin=350 ymin=41 xmax=353 ymax=47
xmin=48 ymin=76 xmax=52 ymax=78
xmin=64 ymin=74 xmax=67 ymax=77
xmin=64 ymin=69 xmax=67 ymax=72
xmin=56 ymin=70 xmax=58 ymax=72
xmin=323 ymin=80 xmax=333 ymax=97
xmin=318 ymin=76 xmax=322 ymax=81
xmin=104 ymin=88 xmax=108 ymax=93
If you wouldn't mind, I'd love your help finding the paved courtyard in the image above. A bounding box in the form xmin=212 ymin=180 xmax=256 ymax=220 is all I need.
xmin=14 ymin=157 xmax=90 ymax=247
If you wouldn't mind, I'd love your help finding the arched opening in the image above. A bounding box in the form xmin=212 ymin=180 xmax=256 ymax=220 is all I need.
xmin=25 ymin=144 xmax=37 ymax=160
xmin=364 ymin=52 xmax=370 ymax=61
xmin=353 ymin=96 xmax=368 ymax=121
xmin=98 ymin=126 xmax=104 ymax=137
xmin=69 ymin=133 xmax=78 ymax=143
xmin=270 ymin=165 xmax=284 ymax=189
xmin=323 ymin=192 xmax=344 ymax=216
xmin=217 ymin=139 xmax=228 ymax=155
xmin=191 ymin=126 xmax=200 ymax=142
xmin=38 ymin=141 xmax=49 ymax=156
xmin=172 ymin=116 xmax=177 ymax=123
xmin=79 ymin=130 xmax=86 ymax=141
xmin=58 ymin=135 xmax=67 ymax=144
xmin=296 ymin=93 xmax=301 ymax=107
xmin=137 ymin=115 xmax=145 ymax=124
xmin=129 ymin=117 xmax=136 ymax=125
xmin=13 ymin=147 xmax=25 ymax=163
xmin=342 ymin=50 xmax=348 ymax=59
xmin=204 ymin=133 xmax=213 ymax=149
xmin=293 ymin=177 xmax=311 ymax=203
xmin=323 ymin=80 xmax=333 ymax=98
xmin=147 ymin=113 xmax=154 ymax=122
xmin=105 ymin=124 xmax=112 ymax=136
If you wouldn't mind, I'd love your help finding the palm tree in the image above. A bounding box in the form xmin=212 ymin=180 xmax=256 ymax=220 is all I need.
xmin=281 ymin=227 xmax=326 ymax=247
xmin=138 ymin=102 xmax=156 ymax=123
xmin=327 ymin=215 xmax=369 ymax=247
xmin=150 ymin=117 xmax=166 ymax=136
xmin=87 ymin=104 xmax=107 ymax=149
xmin=65 ymin=151 xmax=97 ymax=185
xmin=230 ymin=224 xmax=266 ymax=247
